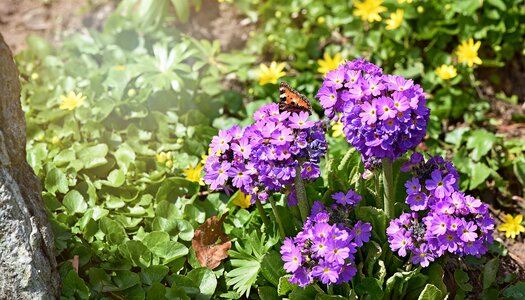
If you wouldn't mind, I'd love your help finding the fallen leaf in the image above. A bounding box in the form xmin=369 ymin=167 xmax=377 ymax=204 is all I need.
xmin=192 ymin=212 xmax=231 ymax=269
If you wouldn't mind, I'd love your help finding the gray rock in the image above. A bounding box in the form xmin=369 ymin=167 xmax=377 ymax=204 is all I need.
xmin=0 ymin=33 xmax=60 ymax=299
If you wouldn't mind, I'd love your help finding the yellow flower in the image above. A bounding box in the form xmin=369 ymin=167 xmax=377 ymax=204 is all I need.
xmin=353 ymin=0 xmax=387 ymax=23
xmin=114 ymin=65 xmax=125 ymax=71
xmin=184 ymin=162 xmax=204 ymax=185
xmin=331 ymin=120 xmax=346 ymax=138
xmin=232 ymin=191 xmax=251 ymax=209
xmin=317 ymin=16 xmax=326 ymax=25
xmin=51 ymin=136 xmax=60 ymax=145
xmin=31 ymin=73 xmax=39 ymax=80
xmin=317 ymin=53 xmax=344 ymax=76
xmin=397 ymin=0 xmax=413 ymax=3
xmin=497 ymin=214 xmax=525 ymax=239
xmin=59 ymin=91 xmax=86 ymax=111
xmin=456 ymin=38 xmax=483 ymax=67
xmin=385 ymin=9 xmax=404 ymax=30
xmin=435 ymin=64 xmax=457 ymax=80
xmin=255 ymin=62 xmax=286 ymax=85
xmin=156 ymin=152 xmax=168 ymax=163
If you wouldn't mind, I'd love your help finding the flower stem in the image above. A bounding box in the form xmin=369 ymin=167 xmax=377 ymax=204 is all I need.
xmin=294 ymin=166 xmax=309 ymax=222
xmin=313 ymin=283 xmax=326 ymax=294
xmin=382 ymin=158 xmax=395 ymax=219
xmin=327 ymin=284 xmax=333 ymax=295
xmin=374 ymin=173 xmax=382 ymax=209
xmin=270 ymin=195 xmax=286 ymax=239
xmin=255 ymin=198 xmax=270 ymax=228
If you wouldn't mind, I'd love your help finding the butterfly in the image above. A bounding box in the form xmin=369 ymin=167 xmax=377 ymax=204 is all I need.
xmin=279 ymin=82 xmax=312 ymax=114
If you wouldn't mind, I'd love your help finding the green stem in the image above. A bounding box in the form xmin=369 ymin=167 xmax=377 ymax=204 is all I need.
xmin=255 ymin=198 xmax=270 ymax=228
xmin=382 ymin=158 xmax=395 ymax=219
xmin=374 ymin=173 xmax=382 ymax=209
xmin=270 ymin=195 xmax=286 ymax=239
xmin=327 ymin=284 xmax=333 ymax=295
xmin=313 ymin=283 xmax=326 ymax=294
xmin=294 ymin=166 xmax=309 ymax=222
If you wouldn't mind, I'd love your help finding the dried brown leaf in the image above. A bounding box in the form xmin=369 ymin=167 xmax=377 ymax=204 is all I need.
xmin=192 ymin=212 xmax=231 ymax=269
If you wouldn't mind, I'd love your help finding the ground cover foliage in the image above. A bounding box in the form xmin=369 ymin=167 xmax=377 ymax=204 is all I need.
xmin=15 ymin=0 xmax=525 ymax=299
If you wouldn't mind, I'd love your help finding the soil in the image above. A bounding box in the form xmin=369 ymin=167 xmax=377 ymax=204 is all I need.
xmin=0 ymin=0 xmax=113 ymax=53
xmin=1 ymin=0 xmax=524 ymax=294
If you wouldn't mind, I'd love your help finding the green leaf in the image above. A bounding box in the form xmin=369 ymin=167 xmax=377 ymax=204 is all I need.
xmin=147 ymin=282 xmax=167 ymax=300
xmin=260 ymin=251 xmax=285 ymax=287
xmin=187 ymin=268 xmax=218 ymax=300
xmin=355 ymin=277 xmax=384 ymax=299
xmin=466 ymin=129 xmax=497 ymax=161
xmin=119 ymin=240 xmax=152 ymax=268
xmin=445 ymin=127 xmax=469 ymax=147
xmin=258 ymin=286 xmax=280 ymax=300
xmin=289 ymin=285 xmax=317 ymax=300
xmin=482 ymin=257 xmax=499 ymax=289
xmin=63 ymin=190 xmax=87 ymax=214
xmin=45 ymin=167 xmax=69 ymax=194
xmin=487 ymin=0 xmax=506 ymax=10
xmin=154 ymin=241 xmax=189 ymax=263
xmin=171 ymin=0 xmax=190 ymax=23
xmin=278 ymin=275 xmax=296 ymax=296
xmin=140 ymin=265 xmax=169 ymax=285
xmin=422 ymin=264 xmax=447 ymax=295
xmin=513 ymin=160 xmax=525 ymax=189
xmin=79 ymin=143 xmax=108 ymax=169
xmin=62 ymin=270 xmax=90 ymax=299
xmin=101 ymin=169 xmax=126 ymax=187
xmin=469 ymin=162 xmax=491 ymax=190
xmin=418 ymin=284 xmax=443 ymax=300
xmin=454 ymin=269 xmax=473 ymax=292
xmin=226 ymin=256 xmax=260 ymax=297
xmin=99 ymin=216 xmax=127 ymax=244
xmin=156 ymin=177 xmax=199 ymax=201
xmin=114 ymin=143 xmax=135 ymax=174
xmin=503 ymin=282 xmax=525 ymax=300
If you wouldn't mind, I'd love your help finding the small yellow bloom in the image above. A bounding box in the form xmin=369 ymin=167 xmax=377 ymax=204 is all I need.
xmin=51 ymin=136 xmax=60 ymax=145
xmin=31 ymin=73 xmax=39 ymax=80
xmin=127 ymin=89 xmax=136 ymax=97
xmin=317 ymin=53 xmax=344 ymax=76
xmin=184 ymin=163 xmax=205 ymax=185
xmin=59 ymin=91 xmax=86 ymax=111
xmin=115 ymin=65 xmax=125 ymax=71
xmin=397 ymin=0 xmax=413 ymax=3
xmin=435 ymin=64 xmax=457 ymax=80
xmin=456 ymin=38 xmax=483 ymax=67
xmin=317 ymin=16 xmax=326 ymax=25
xmin=165 ymin=160 xmax=173 ymax=168
xmin=232 ymin=191 xmax=251 ymax=208
xmin=385 ymin=9 xmax=404 ymax=30
xmin=156 ymin=152 xmax=168 ymax=163
xmin=255 ymin=62 xmax=286 ymax=85
xmin=201 ymin=154 xmax=208 ymax=165
xmin=331 ymin=120 xmax=346 ymax=138
xmin=497 ymin=214 xmax=525 ymax=239
xmin=353 ymin=0 xmax=387 ymax=23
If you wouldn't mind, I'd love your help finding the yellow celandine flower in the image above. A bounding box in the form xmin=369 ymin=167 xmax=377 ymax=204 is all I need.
xmin=353 ymin=0 xmax=387 ymax=23
xmin=232 ymin=191 xmax=251 ymax=209
xmin=255 ymin=62 xmax=286 ymax=85
xmin=317 ymin=53 xmax=344 ymax=76
xmin=456 ymin=38 xmax=483 ymax=67
xmin=156 ymin=152 xmax=168 ymax=163
xmin=184 ymin=162 xmax=205 ymax=185
xmin=51 ymin=136 xmax=60 ymax=145
xmin=385 ymin=9 xmax=404 ymax=30
xmin=330 ymin=120 xmax=346 ymax=138
xmin=59 ymin=91 xmax=86 ymax=111
xmin=435 ymin=64 xmax=457 ymax=80
xmin=497 ymin=214 xmax=525 ymax=239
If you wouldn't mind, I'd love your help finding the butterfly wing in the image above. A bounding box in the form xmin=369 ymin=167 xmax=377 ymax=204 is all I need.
xmin=279 ymin=82 xmax=312 ymax=114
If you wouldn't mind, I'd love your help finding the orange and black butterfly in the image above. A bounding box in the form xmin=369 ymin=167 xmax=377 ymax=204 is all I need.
xmin=279 ymin=82 xmax=312 ymax=115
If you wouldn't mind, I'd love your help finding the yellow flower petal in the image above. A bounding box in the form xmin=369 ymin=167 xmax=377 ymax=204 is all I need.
xmin=59 ymin=91 xmax=86 ymax=111
xmin=232 ymin=191 xmax=251 ymax=208
xmin=184 ymin=162 xmax=205 ymax=185
xmin=435 ymin=64 xmax=457 ymax=80
xmin=456 ymin=38 xmax=483 ymax=67
xmin=385 ymin=9 xmax=404 ymax=30
xmin=317 ymin=52 xmax=344 ymax=75
xmin=497 ymin=214 xmax=525 ymax=240
xmin=353 ymin=0 xmax=387 ymax=23
xmin=255 ymin=61 xmax=287 ymax=86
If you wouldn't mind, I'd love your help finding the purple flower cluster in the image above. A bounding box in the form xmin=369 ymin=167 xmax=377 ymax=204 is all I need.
xmin=281 ymin=190 xmax=371 ymax=287
xmin=315 ymin=59 xmax=430 ymax=167
xmin=387 ymin=153 xmax=495 ymax=267
xmin=204 ymin=103 xmax=326 ymax=203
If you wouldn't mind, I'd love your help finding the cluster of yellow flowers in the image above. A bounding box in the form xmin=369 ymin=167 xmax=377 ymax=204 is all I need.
xmin=156 ymin=151 xmax=174 ymax=168
xmin=435 ymin=38 xmax=483 ymax=81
